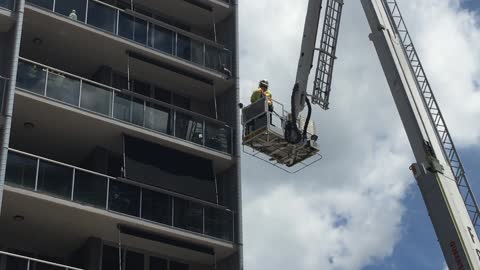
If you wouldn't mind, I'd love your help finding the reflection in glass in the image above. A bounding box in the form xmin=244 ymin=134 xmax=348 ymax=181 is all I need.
xmin=54 ymin=0 xmax=87 ymax=22
xmin=205 ymin=207 xmax=233 ymax=241
xmin=37 ymin=160 xmax=73 ymax=199
xmin=87 ymin=0 xmax=117 ymax=33
xmin=145 ymin=102 xmax=170 ymax=134
xmin=175 ymin=112 xmax=203 ymax=145
xmin=176 ymin=34 xmax=191 ymax=61
xmin=16 ymin=61 xmax=46 ymax=95
xmin=173 ymin=198 xmax=203 ymax=233
xmin=141 ymin=189 xmax=171 ymax=225
xmin=73 ymin=170 xmax=108 ymax=208
xmin=108 ymin=180 xmax=140 ymax=216
xmin=5 ymin=152 xmax=37 ymax=189
xmin=81 ymin=82 xmax=112 ymax=115
xmin=46 ymin=72 xmax=80 ymax=106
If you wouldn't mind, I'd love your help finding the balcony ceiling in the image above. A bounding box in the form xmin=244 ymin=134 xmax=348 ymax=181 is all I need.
xmin=0 ymin=188 xmax=236 ymax=264
xmin=20 ymin=6 xmax=234 ymax=101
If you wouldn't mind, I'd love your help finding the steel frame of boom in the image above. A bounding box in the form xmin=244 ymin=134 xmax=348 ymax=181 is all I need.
xmin=362 ymin=0 xmax=480 ymax=268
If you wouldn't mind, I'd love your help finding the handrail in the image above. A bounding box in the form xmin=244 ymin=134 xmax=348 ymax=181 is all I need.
xmin=8 ymin=148 xmax=232 ymax=211
xmin=18 ymin=57 xmax=228 ymax=127
xmin=25 ymin=0 xmax=232 ymax=72
xmin=0 ymin=250 xmax=84 ymax=270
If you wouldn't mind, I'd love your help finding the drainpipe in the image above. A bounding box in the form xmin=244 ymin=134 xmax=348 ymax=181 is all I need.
xmin=0 ymin=0 xmax=25 ymax=213
xmin=233 ymin=0 xmax=244 ymax=270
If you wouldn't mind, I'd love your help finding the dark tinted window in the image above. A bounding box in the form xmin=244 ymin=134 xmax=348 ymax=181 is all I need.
xmin=170 ymin=261 xmax=189 ymax=270
xmin=141 ymin=189 xmax=172 ymax=225
xmin=6 ymin=152 xmax=37 ymax=189
xmin=102 ymin=245 xmax=120 ymax=270
xmin=37 ymin=161 xmax=73 ymax=199
xmin=173 ymin=198 xmax=203 ymax=233
xmin=125 ymin=250 xmax=144 ymax=270
xmin=150 ymin=256 xmax=168 ymax=270
xmin=73 ymin=170 xmax=108 ymax=208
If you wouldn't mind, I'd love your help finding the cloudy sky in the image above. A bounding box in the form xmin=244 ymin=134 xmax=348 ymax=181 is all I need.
xmin=237 ymin=0 xmax=480 ymax=269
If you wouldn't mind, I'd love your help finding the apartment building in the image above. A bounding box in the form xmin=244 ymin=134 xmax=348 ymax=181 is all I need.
xmin=0 ymin=0 xmax=241 ymax=269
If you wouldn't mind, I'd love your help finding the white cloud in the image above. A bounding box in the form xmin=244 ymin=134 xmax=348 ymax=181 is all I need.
xmin=239 ymin=0 xmax=480 ymax=269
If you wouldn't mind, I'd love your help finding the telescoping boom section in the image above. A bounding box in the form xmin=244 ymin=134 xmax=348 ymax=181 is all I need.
xmin=362 ymin=0 xmax=480 ymax=268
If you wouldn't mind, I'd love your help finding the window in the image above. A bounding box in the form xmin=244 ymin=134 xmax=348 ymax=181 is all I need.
xmin=170 ymin=261 xmax=189 ymax=270
xmin=73 ymin=170 xmax=108 ymax=208
xmin=149 ymin=256 xmax=168 ymax=270
xmin=102 ymin=245 xmax=120 ymax=270
xmin=55 ymin=0 xmax=87 ymax=22
xmin=125 ymin=250 xmax=144 ymax=270
xmin=87 ymin=0 xmax=117 ymax=33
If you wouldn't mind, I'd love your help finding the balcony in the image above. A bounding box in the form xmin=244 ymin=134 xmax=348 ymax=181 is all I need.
xmin=16 ymin=58 xmax=233 ymax=155
xmin=0 ymin=251 xmax=82 ymax=270
xmin=25 ymin=0 xmax=232 ymax=75
xmin=5 ymin=148 xmax=235 ymax=242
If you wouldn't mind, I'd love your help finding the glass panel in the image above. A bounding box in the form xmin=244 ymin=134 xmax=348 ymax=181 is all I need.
xmin=204 ymin=207 xmax=233 ymax=241
xmin=28 ymin=0 xmax=53 ymax=9
xmin=141 ymin=189 xmax=171 ymax=225
xmin=87 ymin=0 xmax=117 ymax=33
xmin=5 ymin=152 xmax=37 ymax=189
xmin=173 ymin=198 xmax=203 ymax=233
xmin=118 ymin=12 xmax=134 ymax=40
xmin=80 ymin=82 xmax=112 ymax=115
xmin=191 ymin=40 xmax=204 ymax=65
xmin=150 ymin=25 xmax=173 ymax=54
xmin=0 ymin=78 xmax=4 ymax=113
xmin=134 ymin=18 xmax=148 ymax=45
xmin=169 ymin=261 xmax=189 ymax=270
xmin=125 ymin=250 xmax=144 ymax=270
xmin=5 ymin=255 xmax=28 ymax=270
xmin=37 ymin=160 xmax=73 ymax=199
xmin=108 ymin=180 xmax=140 ymax=216
xmin=113 ymin=92 xmax=144 ymax=126
xmin=205 ymin=45 xmax=220 ymax=71
xmin=150 ymin=256 xmax=168 ymax=270
xmin=46 ymin=71 xmax=80 ymax=106
xmin=73 ymin=170 xmax=108 ymax=208
xmin=176 ymin=34 xmax=191 ymax=61
xmin=102 ymin=245 xmax=120 ymax=270
xmin=175 ymin=113 xmax=203 ymax=145
xmin=54 ymin=0 xmax=87 ymax=22
xmin=145 ymin=102 xmax=170 ymax=134
xmin=205 ymin=123 xmax=230 ymax=153
xmin=16 ymin=61 xmax=47 ymax=95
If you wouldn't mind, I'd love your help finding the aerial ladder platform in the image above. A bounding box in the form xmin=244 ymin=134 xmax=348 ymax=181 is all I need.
xmin=241 ymin=0 xmax=480 ymax=268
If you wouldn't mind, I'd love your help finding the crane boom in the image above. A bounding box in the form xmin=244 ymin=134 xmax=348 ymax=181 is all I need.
xmin=362 ymin=0 xmax=480 ymax=268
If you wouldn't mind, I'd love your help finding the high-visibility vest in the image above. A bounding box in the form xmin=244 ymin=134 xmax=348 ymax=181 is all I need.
xmin=250 ymin=88 xmax=273 ymax=105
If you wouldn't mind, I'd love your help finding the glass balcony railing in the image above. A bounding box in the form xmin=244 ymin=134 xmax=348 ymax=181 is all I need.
xmin=26 ymin=0 xmax=232 ymax=73
xmin=16 ymin=58 xmax=233 ymax=154
xmin=0 ymin=0 xmax=14 ymax=10
xmin=6 ymin=149 xmax=235 ymax=242
xmin=0 ymin=250 xmax=83 ymax=270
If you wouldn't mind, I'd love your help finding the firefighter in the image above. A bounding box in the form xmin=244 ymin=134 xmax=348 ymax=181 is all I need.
xmin=251 ymin=80 xmax=274 ymax=125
